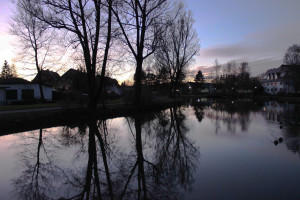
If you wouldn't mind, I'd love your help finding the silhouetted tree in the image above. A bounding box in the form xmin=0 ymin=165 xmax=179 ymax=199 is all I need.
xmin=225 ymin=60 xmax=237 ymax=76
xmin=283 ymin=44 xmax=300 ymax=65
xmin=194 ymin=70 xmax=204 ymax=91
xmin=155 ymin=2 xmax=200 ymax=97
xmin=11 ymin=0 xmax=57 ymax=101
xmin=1 ymin=60 xmax=15 ymax=79
xmin=26 ymin=0 xmax=114 ymax=108
xmin=238 ymin=62 xmax=250 ymax=90
xmin=212 ymin=59 xmax=221 ymax=83
xmin=112 ymin=0 xmax=169 ymax=104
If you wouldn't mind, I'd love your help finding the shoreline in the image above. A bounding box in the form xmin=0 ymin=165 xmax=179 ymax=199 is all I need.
xmin=1 ymin=95 xmax=300 ymax=136
xmin=0 ymin=99 xmax=181 ymax=136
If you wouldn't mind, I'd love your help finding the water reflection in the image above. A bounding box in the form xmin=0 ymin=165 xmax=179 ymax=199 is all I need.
xmin=205 ymin=100 xmax=262 ymax=134
xmin=5 ymin=100 xmax=300 ymax=199
xmin=12 ymin=106 xmax=199 ymax=200
xmin=13 ymin=129 xmax=60 ymax=200
xmin=263 ymin=101 xmax=300 ymax=158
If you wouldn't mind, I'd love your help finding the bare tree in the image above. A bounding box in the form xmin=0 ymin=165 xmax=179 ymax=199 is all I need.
xmin=239 ymin=61 xmax=250 ymax=75
xmin=10 ymin=0 xmax=57 ymax=101
xmin=112 ymin=0 xmax=169 ymax=104
xmin=225 ymin=60 xmax=237 ymax=76
xmin=283 ymin=44 xmax=300 ymax=65
xmin=212 ymin=59 xmax=221 ymax=83
xmin=155 ymin=2 xmax=200 ymax=97
xmin=25 ymin=0 xmax=114 ymax=108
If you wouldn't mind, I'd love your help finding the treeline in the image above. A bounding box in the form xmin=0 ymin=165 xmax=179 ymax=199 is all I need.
xmin=212 ymin=60 xmax=262 ymax=93
xmin=10 ymin=0 xmax=200 ymax=108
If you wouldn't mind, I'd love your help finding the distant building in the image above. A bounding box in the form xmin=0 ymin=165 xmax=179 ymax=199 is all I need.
xmin=57 ymin=69 xmax=123 ymax=96
xmin=32 ymin=69 xmax=60 ymax=88
xmin=0 ymin=78 xmax=53 ymax=104
xmin=58 ymin=69 xmax=87 ymax=92
xmin=105 ymin=77 xmax=123 ymax=96
xmin=261 ymin=65 xmax=297 ymax=94
xmin=187 ymin=82 xmax=215 ymax=94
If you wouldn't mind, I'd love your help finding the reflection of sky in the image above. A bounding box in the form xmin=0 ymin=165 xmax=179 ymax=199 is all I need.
xmin=0 ymin=104 xmax=300 ymax=199
xmin=1 ymin=0 xmax=300 ymax=80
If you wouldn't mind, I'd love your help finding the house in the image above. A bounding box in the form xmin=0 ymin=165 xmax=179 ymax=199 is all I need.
xmin=104 ymin=77 xmax=123 ymax=96
xmin=57 ymin=69 xmax=123 ymax=96
xmin=261 ymin=65 xmax=298 ymax=94
xmin=0 ymin=78 xmax=53 ymax=104
xmin=58 ymin=69 xmax=88 ymax=92
xmin=32 ymin=69 xmax=60 ymax=88
xmin=186 ymin=82 xmax=215 ymax=94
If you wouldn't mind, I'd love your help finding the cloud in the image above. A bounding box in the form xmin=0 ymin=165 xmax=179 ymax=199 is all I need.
xmin=186 ymin=66 xmax=214 ymax=79
xmin=193 ymin=22 xmax=300 ymax=76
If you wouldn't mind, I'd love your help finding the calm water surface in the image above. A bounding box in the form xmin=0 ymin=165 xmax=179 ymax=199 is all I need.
xmin=0 ymin=100 xmax=300 ymax=200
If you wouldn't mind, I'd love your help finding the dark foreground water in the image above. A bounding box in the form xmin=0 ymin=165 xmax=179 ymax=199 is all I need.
xmin=0 ymin=99 xmax=300 ymax=200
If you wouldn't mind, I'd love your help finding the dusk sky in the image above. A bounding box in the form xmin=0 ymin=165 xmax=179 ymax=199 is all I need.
xmin=1 ymin=0 xmax=300 ymax=80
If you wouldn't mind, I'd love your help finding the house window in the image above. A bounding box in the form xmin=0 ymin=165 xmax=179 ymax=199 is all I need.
xmin=6 ymin=90 xmax=18 ymax=100
xmin=267 ymin=83 xmax=269 ymax=86
xmin=280 ymin=82 xmax=282 ymax=85
xmin=275 ymin=82 xmax=277 ymax=86
xmin=271 ymin=83 xmax=273 ymax=86
xmin=22 ymin=89 xmax=34 ymax=100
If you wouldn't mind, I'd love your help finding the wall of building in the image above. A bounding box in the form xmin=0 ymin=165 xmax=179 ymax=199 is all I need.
xmin=0 ymin=89 xmax=5 ymax=105
xmin=262 ymin=81 xmax=284 ymax=94
xmin=0 ymin=84 xmax=53 ymax=102
xmin=262 ymin=81 xmax=295 ymax=94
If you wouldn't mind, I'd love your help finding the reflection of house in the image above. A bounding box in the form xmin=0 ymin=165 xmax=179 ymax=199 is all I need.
xmin=0 ymin=78 xmax=53 ymax=104
xmin=261 ymin=65 xmax=296 ymax=94
xmin=262 ymin=101 xmax=296 ymax=123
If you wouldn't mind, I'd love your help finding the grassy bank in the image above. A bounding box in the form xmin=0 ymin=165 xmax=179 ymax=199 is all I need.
xmin=0 ymin=103 xmax=61 ymax=111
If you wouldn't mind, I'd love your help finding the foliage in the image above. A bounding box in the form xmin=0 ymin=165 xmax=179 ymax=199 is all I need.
xmin=1 ymin=60 xmax=17 ymax=79
xmin=283 ymin=44 xmax=300 ymax=65
xmin=194 ymin=70 xmax=204 ymax=84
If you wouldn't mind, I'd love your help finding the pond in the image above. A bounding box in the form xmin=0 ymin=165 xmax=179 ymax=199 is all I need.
xmin=0 ymin=99 xmax=300 ymax=200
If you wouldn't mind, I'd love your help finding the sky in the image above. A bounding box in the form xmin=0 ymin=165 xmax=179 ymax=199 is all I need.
xmin=1 ymin=0 xmax=300 ymax=80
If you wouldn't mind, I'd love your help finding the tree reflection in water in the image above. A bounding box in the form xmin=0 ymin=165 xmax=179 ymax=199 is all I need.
xmin=13 ymin=129 xmax=60 ymax=200
xmin=13 ymin=106 xmax=199 ymax=200
xmin=205 ymin=100 xmax=262 ymax=134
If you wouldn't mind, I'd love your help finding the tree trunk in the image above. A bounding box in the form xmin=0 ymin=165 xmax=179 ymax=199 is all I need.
xmin=134 ymin=58 xmax=143 ymax=105
xmin=35 ymin=51 xmax=45 ymax=102
xmin=37 ymin=71 xmax=45 ymax=102
xmin=134 ymin=116 xmax=147 ymax=199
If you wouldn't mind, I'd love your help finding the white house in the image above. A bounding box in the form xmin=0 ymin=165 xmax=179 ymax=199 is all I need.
xmin=261 ymin=65 xmax=295 ymax=94
xmin=0 ymin=78 xmax=53 ymax=104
